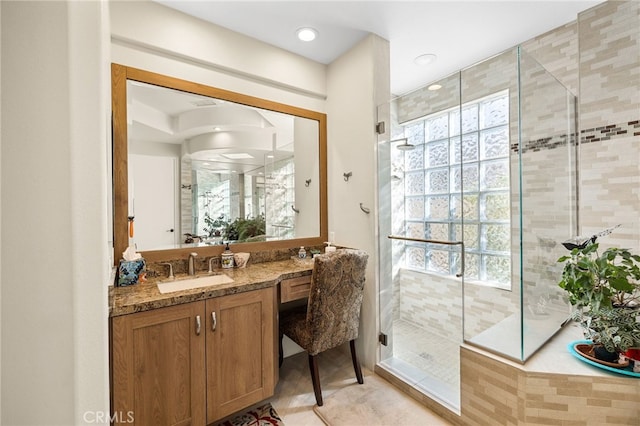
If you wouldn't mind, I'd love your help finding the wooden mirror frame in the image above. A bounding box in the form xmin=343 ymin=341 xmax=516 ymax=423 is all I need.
xmin=111 ymin=63 xmax=328 ymax=263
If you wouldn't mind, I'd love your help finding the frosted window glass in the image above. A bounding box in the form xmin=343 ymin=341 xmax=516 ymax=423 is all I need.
xmin=406 ymin=222 xmax=425 ymax=240
xmin=449 ymin=105 xmax=478 ymax=136
xmin=427 ymin=168 xmax=449 ymax=194
xmin=458 ymin=252 xmax=479 ymax=280
xmin=428 ymin=250 xmax=450 ymax=274
xmin=485 ymin=255 xmax=510 ymax=284
xmin=426 ymin=114 xmax=448 ymax=141
xmin=462 ymin=105 xmax=479 ymax=133
xmin=405 ymin=171 xmax=424 ymax=195
xmin=426 ymin=196 xmax=449 ymax=220
xmin=481 ymin=126 xmax=509 ymax=159
xmin=406 ymin=121 xmax=425 ymax=145
xmin=427 ymin=140 xmax=449 ymax=167
xmin=484 ymin=224 xmax=510 ymax=252
xmin=407 ymin=246 xmax=426 ymax=269
xmin=451 ymin=135 xmax=478 ymax=164
xmin=452 ymin=164 xmax=479 ymax=192
xmin=427 ymin=223 xmax=449 ymax=241
xmin=483 ymin=192 xmax=510 ymax=221
xmin=399 ymin=91 xmax=510 ymax=287
xmin=481 ymin=160 xmax=509 ymax=190
xmin=455 ymin=224 xmax=479 ymax=250
xmin=461 ymin=134 xmax=479 ymax=163
xmin=451 ymin=194 xmax=478 ymax=220
xmin=405 ymin=196 xmax=425 ymax=220
xmin=480 ymin=96 xmax=509 ymax=128
xmin=405 ymin=143 xmax=424 ymax=171
xmin=449 ymin=110 xmax=460 ymax=136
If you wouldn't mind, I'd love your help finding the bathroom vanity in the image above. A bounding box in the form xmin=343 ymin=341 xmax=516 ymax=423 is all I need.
xmin=109 ymin=63 xmax=326 ymax=425
xmin=109 ymin=259 xmax=313 ymax=425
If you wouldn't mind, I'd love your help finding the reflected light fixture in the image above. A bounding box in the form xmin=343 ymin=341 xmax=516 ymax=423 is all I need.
xmin=296 ymin=27 xmax=317 ymax=42
xmin=414 ymin=53 xmax=437 ymax=66
xmin=428 ymin=84 xmax=442 ymax=91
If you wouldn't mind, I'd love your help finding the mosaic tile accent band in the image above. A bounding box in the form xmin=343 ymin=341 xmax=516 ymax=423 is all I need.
xmin=511 ymin=119 xmax=639 ymax=154
xmin=580 ymin=119 xmax=640 ymax=144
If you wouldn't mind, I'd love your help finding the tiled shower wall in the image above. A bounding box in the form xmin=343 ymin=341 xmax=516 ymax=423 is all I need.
xmin=525 ymin=0 xmax=640 ymax=250
xmin=389 ymin=1 xmax=639 ymax=352
xmin=460 ymin=2 xmax=640 ymax=425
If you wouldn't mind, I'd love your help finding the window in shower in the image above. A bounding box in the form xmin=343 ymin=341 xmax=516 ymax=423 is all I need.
xmin=403 ymin=90 xmax=511 ymax=288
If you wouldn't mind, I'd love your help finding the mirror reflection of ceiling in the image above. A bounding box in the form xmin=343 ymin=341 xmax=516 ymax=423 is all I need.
xmin=128 ymin=81 xmax=294 ymax=176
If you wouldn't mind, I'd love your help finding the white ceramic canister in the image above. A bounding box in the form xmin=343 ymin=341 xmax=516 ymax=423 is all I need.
xmin=221 ymin=243 xmax=235 ymax=269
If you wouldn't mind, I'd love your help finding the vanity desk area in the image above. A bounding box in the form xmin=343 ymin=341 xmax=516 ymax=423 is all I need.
xmin=109 ymin=63 xmax=328 ymax=425
xmin=109 ymin=256 xmax=315 ymax=425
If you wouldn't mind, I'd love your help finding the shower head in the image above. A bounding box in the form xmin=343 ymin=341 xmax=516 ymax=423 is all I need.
xmin=392 ymin=138 xmax=415 ymax=151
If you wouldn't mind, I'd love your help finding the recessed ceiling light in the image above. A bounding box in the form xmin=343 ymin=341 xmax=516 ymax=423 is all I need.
xmin=296 ymin=27 xmax=317 ymax=42
xmin=428 ymin=84 xmax=442 ymax=91
xmin=213 ymin=126 xmax=221 ymax=131
xmin=414 ymin=53 xmax=437 ymax=66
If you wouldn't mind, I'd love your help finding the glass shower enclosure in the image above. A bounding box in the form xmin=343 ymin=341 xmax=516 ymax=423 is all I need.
xmin=377 ymin=46 xmax=577 ymax=411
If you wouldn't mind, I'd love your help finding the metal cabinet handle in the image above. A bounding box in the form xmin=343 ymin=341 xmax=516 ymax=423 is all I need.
xmin=211 ymin=311 xmax=217 ymax=331
xmin=196 ymin=315 xmax=201 ymax=335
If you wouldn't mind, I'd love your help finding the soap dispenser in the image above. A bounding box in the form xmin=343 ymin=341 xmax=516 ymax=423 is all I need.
xmin=298 ymin=246 xmax=307 ymax=259
xmin=325 ymin=242 xmax=336 ymax=253
xmin=221 ymin=243 xmax=235 ymax=269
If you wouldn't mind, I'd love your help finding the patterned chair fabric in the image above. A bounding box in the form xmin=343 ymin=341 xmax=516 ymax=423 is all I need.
xmin=280 ymin=249 xmax=369 ymax=356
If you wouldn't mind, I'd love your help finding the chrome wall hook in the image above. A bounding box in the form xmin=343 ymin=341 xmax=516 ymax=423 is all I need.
xmin=343 ymin=172 xmax=353 ymax=182
xmin=291 ymin=205 xmax=300 ymax=213
xmin=305 ymin=179 xmax=312 ymax=187
xmin=359 ymin=203 xmax=370 ymax=214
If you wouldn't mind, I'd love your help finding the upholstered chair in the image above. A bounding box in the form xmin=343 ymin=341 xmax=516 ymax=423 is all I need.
xmin=280 ymin=249 xmax=369 ymax=406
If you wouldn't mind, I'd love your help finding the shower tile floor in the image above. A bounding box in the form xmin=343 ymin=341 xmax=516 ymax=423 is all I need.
xmin=379 ymin=319 xmax=461 ymax=410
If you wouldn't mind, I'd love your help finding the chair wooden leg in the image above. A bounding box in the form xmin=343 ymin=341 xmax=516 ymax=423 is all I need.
xmin=350 ymin=339 xmax=364 ymax=384
xmin=308 ymin=354 xmax=323 ymax=406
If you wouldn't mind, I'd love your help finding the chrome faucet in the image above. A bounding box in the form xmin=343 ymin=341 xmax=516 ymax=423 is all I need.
xmin=208 ymin=256 xmax=220 ymax=274
xmin=159 ymin=262 xmax=174 ymax=280
xmin=188 ymin=252 xmax=198 ymax=275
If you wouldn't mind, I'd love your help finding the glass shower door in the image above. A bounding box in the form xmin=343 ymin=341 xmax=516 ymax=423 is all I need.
xmin=377 ymin=72 xmax=463 ymax=412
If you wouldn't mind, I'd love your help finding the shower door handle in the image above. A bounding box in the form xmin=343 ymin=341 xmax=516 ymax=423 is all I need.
xmin=387 ymin=235 xmax=465 ymax=278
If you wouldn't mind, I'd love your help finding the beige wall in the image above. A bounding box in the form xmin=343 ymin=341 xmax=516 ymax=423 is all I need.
xmin=1 ymin=1 xmax=111 ymax=424
xmin=326 ymin=33 xmax=390 ymax=367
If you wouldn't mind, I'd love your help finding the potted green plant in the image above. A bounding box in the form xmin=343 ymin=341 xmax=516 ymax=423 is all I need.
xmin=558 ymin=242 xmax=640 ymax=364
xmin=203 ymin=212 xmax=228 ymax=238
xmin=223 ymin=215 xmax=266 ymax=242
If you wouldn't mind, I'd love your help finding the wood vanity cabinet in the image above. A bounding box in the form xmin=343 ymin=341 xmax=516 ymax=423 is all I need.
xmin=110 ymin=287 xmax=277 ymax=426
xmin=111 ymin=301 xmax=206 ymax=425
xmin=206 ymin=287 xmax=276 ymax=423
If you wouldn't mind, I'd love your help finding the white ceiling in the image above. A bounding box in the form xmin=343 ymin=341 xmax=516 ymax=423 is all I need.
xmin=156 ymin=0 xmax=603 ymax=96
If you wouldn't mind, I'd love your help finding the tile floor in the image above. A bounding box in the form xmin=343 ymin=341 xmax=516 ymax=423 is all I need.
xmin=390 ymin=318 xmax=460 ymax=408
xmin=269 ymin=345 xmax=453 ymax=425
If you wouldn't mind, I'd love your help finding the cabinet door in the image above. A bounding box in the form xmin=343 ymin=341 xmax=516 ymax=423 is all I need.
xmin=206 ymin=287 xmax=276 ymax=423
xmin=111 ymin=302 xmax=206 ymax=426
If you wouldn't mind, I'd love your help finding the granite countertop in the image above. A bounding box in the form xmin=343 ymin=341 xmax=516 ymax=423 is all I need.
xmin=109 ymin=258 xmax=314 ymax=317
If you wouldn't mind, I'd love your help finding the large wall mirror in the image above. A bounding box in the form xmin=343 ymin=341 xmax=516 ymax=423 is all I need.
xmin=112 ymin=64 xmax=327 ymax=262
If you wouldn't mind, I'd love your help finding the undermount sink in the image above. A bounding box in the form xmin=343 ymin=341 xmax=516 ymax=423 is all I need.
xmin=157 ymin=274 xmax=234 ymax=294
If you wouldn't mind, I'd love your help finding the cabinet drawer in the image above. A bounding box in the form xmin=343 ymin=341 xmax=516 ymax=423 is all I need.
xmin=280 ymin=275 xmax=311 ymax=303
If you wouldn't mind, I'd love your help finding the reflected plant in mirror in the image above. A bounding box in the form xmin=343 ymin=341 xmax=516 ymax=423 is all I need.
xmin=112 ymin=64 xmax=327 ymax=262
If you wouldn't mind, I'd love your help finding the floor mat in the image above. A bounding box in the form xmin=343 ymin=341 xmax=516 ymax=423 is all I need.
xmin=313 ymin=374 xmax=452 ymax=425
xmin=218 ymin=403 xmax=284 ymax=426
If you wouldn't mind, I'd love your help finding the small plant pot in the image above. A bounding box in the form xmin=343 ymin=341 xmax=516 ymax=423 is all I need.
xmin=574 ymin=343 xmax=629 ymax=368
xmin=593 ymin=345 xmax=619 ymax=363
